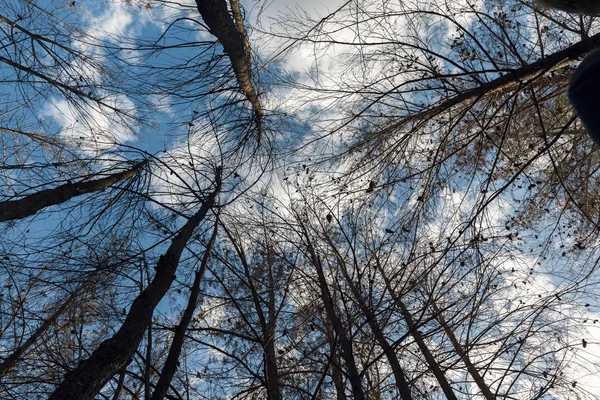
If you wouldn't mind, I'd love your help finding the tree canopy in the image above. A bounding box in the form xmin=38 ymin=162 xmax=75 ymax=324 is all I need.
xmin=1 ymin=0 xmax=600 ymax=399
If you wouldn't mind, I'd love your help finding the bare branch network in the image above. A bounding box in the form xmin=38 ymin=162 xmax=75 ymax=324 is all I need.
xmin=1 ymin=0 xmax=600 ymax=399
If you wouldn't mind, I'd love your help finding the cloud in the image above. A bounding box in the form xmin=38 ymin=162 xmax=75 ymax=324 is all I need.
xmin=39 ymin=1 xmax=148 ymax=156
xmin=42 ymin=93 xmax=138 ymax=155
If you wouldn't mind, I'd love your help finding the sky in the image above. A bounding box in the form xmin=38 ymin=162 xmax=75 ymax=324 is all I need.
xmin=2 ymin=0 xmax=600 ymax=398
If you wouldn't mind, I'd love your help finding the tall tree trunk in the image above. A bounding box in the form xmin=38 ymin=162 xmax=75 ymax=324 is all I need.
xmin=49 ymin=170 xmax=221 ymax=400
xmin=301 ymin=230 xmax=366 ymax=400
xmin=150 ymin=221 xmax=219 ymax=400
xmin=375 ymin=263 xmax=457 ymax=400
xmin=397 ymin=301 xmax=457 ymax=400
xmin=431 ymin=303 xmax=495 ymax=400
xmin=0 ymin=160 xmax=147 ymax=222
xmin=144 ymin=322 xmax=153 ymax=400
xmin=194 ymin=0 xmax=263 ymax=128
xmin=263 ymin=324 xmax=280 ymax=400
xmin=359 ymin=311 xmax=413 ymax=400
xmin=264 ymin=244 xmax=281 ymax=400
xmin=325 ymin=320 xmax=347 ymax=400
xmin=331 ymin=257 xmax=413 ymax=400
xmin=222 ymin=225 xmax=282 ymax=399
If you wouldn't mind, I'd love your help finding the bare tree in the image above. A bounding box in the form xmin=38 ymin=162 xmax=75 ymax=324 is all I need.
xmin=3 ymin=0 xmax=600 ymax=399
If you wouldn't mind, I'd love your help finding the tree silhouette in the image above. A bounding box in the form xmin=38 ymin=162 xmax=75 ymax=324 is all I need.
xmin=2 ymin=0 xmax=600 ymax=399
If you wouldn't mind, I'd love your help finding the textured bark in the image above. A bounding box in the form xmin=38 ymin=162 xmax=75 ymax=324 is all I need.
xmin=194 ymin=0 xmax=263 ymax=128
xmin=49 ymin=170 xmax=221 ymax=400
xmin=432 ymin=303 xmax=495 ymax=400
xmin=0 ymin=160 xmax=147 ymax=222
xmin=301 ymin=231 xmax=365 ymax=400
xmin=150 ymin=221 xmax=219 ymax=400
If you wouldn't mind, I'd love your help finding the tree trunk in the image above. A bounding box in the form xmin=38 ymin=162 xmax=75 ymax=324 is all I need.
xmin=364 ymin=31 xmax=600 ymax=143
xmin=374 ymin=261 xmax=455 ymax=399
xmin=263 ymin=324 xmax=280 ymax=400
xmin=264 ymin=245 xmax=281 ymax=400
xmin=432 ymin=303 xmax=495 ymax=400
xmin=144 ymin=322 xmax=153 ymax=400
xmin=150 ymin=221 xmax=219 ymax=400
xmin=301 ymin=231 xmax=366 ymax=400
xmin=194 ymin=0 xmax=262 ymax=126
xmin=398 ymin=301 xmax=457 ymax=400
xmin=49 ymin=170 xmax=221 ymax=400
xmin=223 ymin=225 xmax=282 ymax=399
xmin=325 ymin=321 xmax=347 ymax=400
xmin=331 ymin=257 xmax=413 ymax=400
xmin=0 ymin=160 xmax=147 ymax=222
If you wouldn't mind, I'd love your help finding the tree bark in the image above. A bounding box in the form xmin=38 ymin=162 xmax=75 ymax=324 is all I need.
xmin=263 ymin=244 xmax=281 ymax=400
xmin=374 ymin=261 xmax=456 ymax=399
xmin=325 ymin=319 xmax=347 ymax=400
xmin=144 ymin=322 xmax=153 ymax=400
xmin=263 ymin=323 xmax=280 ymax=400
xmin=0 ymin=160 xmax=147 ymax=222
xmin=49 ymin=170 xmax=221 ymax=400
xmin=223 ymin=226 xmax=282 ymax=399
xmin=194 ymin=0 xmax=263 ymax=127
xmin=150 ymin=221 xmax=219 ymax=400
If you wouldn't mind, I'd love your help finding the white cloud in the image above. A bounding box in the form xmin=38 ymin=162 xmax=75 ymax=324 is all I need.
xmin=43 ymin=93 xmax=138 ymax=155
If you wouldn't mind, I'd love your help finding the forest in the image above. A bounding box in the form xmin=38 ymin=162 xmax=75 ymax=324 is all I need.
xmin=1 ymin=0 xmax=600 ymax=399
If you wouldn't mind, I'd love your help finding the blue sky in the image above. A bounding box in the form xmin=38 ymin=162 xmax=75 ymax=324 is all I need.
xmin=2 ymin=0 xmax=600 ymax=398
